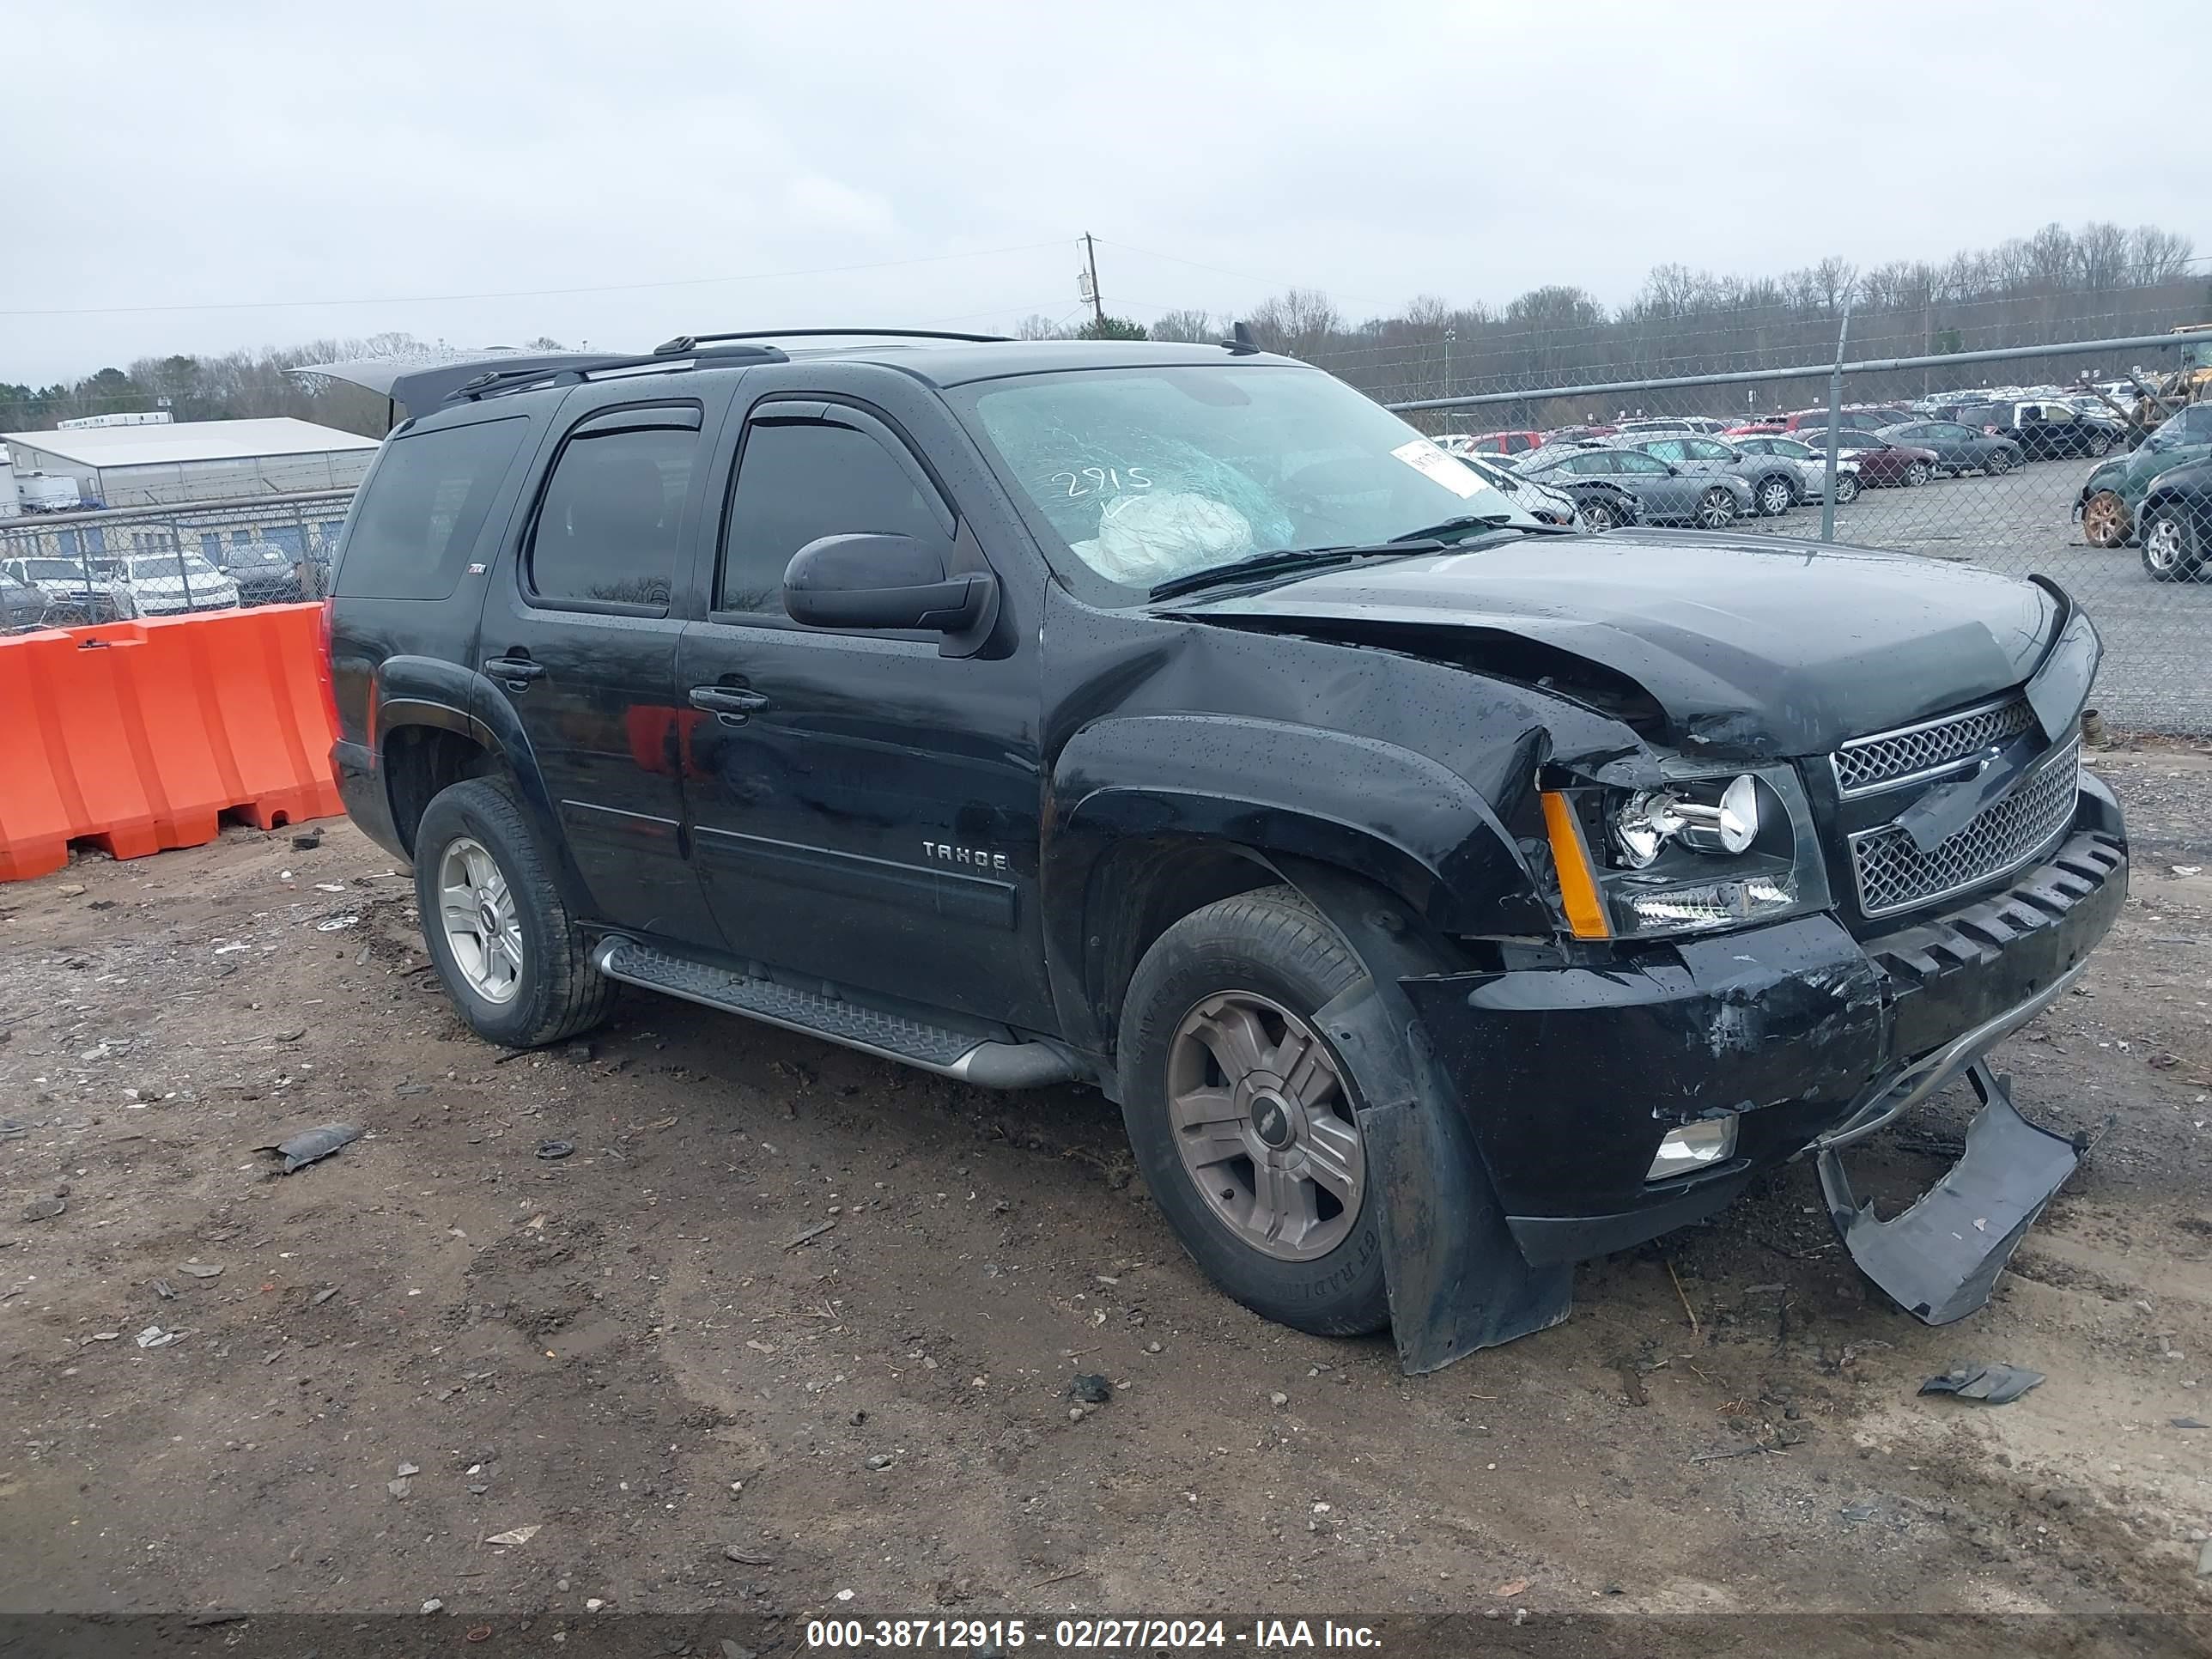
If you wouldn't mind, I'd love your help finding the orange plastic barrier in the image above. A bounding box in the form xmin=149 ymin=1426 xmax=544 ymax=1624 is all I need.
xmin=0 ymin=604 xmax=342 ymax=882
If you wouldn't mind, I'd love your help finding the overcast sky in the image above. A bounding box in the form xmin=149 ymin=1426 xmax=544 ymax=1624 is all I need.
xmin=6 ymin=2 xmax=2205 ymax=385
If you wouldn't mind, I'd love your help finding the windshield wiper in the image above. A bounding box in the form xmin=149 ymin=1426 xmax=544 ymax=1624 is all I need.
xmin=1147 ymin=541 xmax=1444 ymax=602
xmin=1389 ymin=512 xmax=1575 ymax=543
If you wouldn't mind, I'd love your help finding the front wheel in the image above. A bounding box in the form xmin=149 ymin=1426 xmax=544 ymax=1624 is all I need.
xmin=1578 ymin=496 xmax=1622 ymax=532
xmin=1754 ymin=475 xmax=1794 ymax=517
xmin=1119 ymin=888 xmax=1389 ymax=1336
xmin=2081 ymin=489 xmax=2129 ymax=548
xmin=1695 ymin=486 xmax=1738 ymax=528
xmin=413 ymin=777 xmax=614 ymax=1048
xmin=1984 ymin=447 xmax=2016 ymax=477
xmin=2141 ymin=505 xmax=2205 ymax=582
xmin=2087 ymin=431 xmax=2113 ymax=458
xmin=1832 ymin=471 xmax=1862 ymax=504
xmin=1905 ymin=459 xmax=1933 ymax=487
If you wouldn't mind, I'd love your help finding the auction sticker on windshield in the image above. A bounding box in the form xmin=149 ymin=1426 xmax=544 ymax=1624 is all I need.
xmin=1390 ymin=438 xmax=1483 ymax=498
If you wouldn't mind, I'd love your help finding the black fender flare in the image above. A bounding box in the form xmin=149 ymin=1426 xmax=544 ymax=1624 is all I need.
xmin=1273 ymin=856 xmax=1571 ymax=1373
xmin=1045 ymin=714 xmax=1552 ymax=1055
xmin=371 ymin=658 xmax=592 ymax=911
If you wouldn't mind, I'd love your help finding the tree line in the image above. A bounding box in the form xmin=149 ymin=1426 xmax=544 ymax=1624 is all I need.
xmin=7 ymin=219 xmax=2203 ymax=438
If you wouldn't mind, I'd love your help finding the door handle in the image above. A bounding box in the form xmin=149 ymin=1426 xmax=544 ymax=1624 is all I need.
xmin=689 ymin=684 xmax=772 ymax=724
xmin=484 ymin=654 xmax=544 ymax=689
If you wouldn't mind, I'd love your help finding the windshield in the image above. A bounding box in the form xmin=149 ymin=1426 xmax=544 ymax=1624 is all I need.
xmin=958 ymin=364 xmax=1532 ymax=598
xmin=229 ymin=544 xmax=289 ymax=566
xmin=21 ymin=558 xmax=97 ymax=580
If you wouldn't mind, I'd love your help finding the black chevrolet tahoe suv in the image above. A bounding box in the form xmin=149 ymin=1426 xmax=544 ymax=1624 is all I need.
xmin=325 ymin=331 xmax=2126 ymax=1372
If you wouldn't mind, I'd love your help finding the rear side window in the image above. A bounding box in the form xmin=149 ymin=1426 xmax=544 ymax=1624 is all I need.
xmin=335 ymin=416 xmax=530 ymax=601
xmin=718 ymin=419 xmax=949 ymax=615
xmin=528 ymin=424 xmax=697 ymax=609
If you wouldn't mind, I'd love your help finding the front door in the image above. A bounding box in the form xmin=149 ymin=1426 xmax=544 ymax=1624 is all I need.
xmin=675 ymin=396 xmax=1050 ymax=1029
xmin=478 ymin=386 xmax=728 ymax=947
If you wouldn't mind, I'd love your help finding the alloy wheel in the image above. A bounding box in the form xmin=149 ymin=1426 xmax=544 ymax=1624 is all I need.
xmin=1165 ymin=991 xmax=1364 ymax=1262
xmin=437 ymin=836 xmax=524 ymax=1004
xmin=1697 ymin=489 xmax=1735 ymax=528
xmin=2143 ymin=515 xmax=2188 ymax=574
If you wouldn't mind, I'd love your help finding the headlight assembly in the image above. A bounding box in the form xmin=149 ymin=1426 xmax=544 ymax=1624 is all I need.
xmin=1540 ymin=765 xmax=1829 ymax=939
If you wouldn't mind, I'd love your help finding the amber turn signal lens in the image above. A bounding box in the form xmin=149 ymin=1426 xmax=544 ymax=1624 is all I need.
xmin=1540 ymin=790 xmax=1612 ymax=940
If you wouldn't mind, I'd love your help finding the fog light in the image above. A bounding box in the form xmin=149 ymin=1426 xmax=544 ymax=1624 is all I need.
xmin=1648 ymin=1115 xmax=1739 ymax=1181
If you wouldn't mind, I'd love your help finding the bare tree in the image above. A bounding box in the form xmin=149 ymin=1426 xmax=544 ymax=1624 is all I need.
xmin=1147 ymin=308 xmax=1218 ymax=343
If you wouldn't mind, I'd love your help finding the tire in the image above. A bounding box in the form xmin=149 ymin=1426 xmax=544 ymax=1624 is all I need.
xmin=2140 ymin=504 xmax=2205 ymax=582
xmin=1905 ymin=459 xmax=1933 ymax=487
xmin=1832 ymin=471 xmax=1862 ymax=505
xmin=1983 ymin=447 xmax=2016 ymax=477
xmin=1754 ymin=474 xmax=1794 ymax=517
xmin=2087 ymin=430 xmax=2113 ymax=459
xmin=2081 ymin=489 xmax=2129 ymax=549
xmin=1579 ymin=496 xmax=1620 ymax=532
xmin=1695 ymin=486 xmax=1737 ymax=528
xmin=412 ymin=776 xmax=615 ymax=1049
xmin=1118 ymin=886 xmax=1389 ymax=1336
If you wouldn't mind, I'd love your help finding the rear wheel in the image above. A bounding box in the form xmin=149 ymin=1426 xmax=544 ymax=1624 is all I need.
xmin=1695 ymin=486 xmax=1737 ymax=528
xmin=2081 ymin=489 xmax=2129 ymax=549
xmin=1754 ymin=475 xmax=1794 ymax=517
xmin=413 ymin=777 xmax=614 ymax=1049
xmin=2141 ymin=505 xmax=2204 ymax=582
xmin=1119 ymin=888 xmax=1389 ymax=1336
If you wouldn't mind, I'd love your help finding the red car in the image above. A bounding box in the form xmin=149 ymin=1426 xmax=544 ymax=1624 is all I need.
xmin=1468 ymin=428 xmax=1544 ymax=457
xmin=1796 ymin=428 xmax=1942 ymax=487
xmin=1725 ymin=422 xmax=1787 ymax=436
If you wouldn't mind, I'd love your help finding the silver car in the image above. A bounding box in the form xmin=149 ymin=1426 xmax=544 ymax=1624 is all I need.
xmin=1612 ymin=434 xmax=1807 ymax=517
xmin=3 ymin=555 xmax=138 ymax=623
xmin=1517 ymin=443 xmax=1755 ymax=528
xmin=1726 ymin=434 xmax=1864 ymax=504
xmin=108 ymin=552 xmax=242 ymax=616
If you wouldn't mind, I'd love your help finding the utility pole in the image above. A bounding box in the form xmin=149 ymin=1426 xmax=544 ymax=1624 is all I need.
xmin=1443 ymin=325 xmax=1455 ymax=400
xmin=1082 ymin=234 xmax=1104 ymax=330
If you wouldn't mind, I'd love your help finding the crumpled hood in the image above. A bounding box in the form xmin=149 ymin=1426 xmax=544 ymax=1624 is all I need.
xmin=1165 ymin=530 xmax=2060 ymax=757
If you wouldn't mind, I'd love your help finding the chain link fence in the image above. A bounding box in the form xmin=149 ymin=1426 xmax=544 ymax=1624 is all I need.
xmin=2 ymin=492 xmax=349 ymax=629
xmin=1365 ymin=329 xmax=2212 ymax=735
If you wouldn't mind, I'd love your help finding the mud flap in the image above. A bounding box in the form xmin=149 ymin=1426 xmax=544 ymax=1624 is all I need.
xmin=1816 ymin=1060 xmax=2078 ymax=1325
xmin=1284 ymin=860 xmax=1572 ymax=1373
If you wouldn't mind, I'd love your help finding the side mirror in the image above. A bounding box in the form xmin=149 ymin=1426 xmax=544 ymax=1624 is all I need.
xmin=783 ymin=532 xmax=993 ymax=634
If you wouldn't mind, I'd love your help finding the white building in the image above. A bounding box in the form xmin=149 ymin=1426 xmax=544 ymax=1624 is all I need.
xmin=0 ymin=416 xmax=380 ymax=507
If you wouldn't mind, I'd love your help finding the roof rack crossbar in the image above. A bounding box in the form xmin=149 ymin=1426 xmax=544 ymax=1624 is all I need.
xmin=653 ymin=327 xmax=1012 ymax=355
xmin=452 ymin=343 xmax=789 ymax=403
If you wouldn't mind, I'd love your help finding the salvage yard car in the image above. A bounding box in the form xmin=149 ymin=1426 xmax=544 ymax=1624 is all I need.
xmin=1516 ymin=442 xmax=1753 ymax=526
xmin=325 ymin=331 xmax=2127 ymax=1370
xmin=2077 ymin=403 xmax=2212 ymax=548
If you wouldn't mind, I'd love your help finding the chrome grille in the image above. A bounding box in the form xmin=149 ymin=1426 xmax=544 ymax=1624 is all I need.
xmin=1832 ymin=696 xmax=2038 ymax=796
xmin=1849 ymin=737 xmax=2081 ymax=917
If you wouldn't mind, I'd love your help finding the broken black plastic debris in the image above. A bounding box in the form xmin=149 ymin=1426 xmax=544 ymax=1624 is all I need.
xmin=255 ymin=1123 xmax=364 ymax=1174
xmin=536 ymin=1139 xmax=576 ymax=1161
xmin=1919 ymin=1362 xmax=2045 ymax=1405
xmin=1066 ymin=1373 xmax=1112 ymax=1405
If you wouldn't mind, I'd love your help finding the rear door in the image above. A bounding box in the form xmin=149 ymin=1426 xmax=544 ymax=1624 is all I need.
xmin=477 ymin=382 xmax=732 ymax=946
xmin=674 ymin=386 xmax=1052 ymax=1027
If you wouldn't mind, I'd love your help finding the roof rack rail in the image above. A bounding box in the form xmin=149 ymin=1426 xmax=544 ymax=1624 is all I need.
xmin=451 ymin=342 xmax=790 ymax=403
xmin=652 ymin=327 xmax=1012 ymax=355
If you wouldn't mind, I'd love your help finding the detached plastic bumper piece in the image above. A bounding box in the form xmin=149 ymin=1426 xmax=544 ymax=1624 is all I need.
xmin=1816 ymin=1060 xmax=2078 ymax=1324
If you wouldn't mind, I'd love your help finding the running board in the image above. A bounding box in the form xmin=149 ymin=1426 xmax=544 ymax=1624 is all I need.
xmin=590 ymin=937 xmax=1080 ymax=1090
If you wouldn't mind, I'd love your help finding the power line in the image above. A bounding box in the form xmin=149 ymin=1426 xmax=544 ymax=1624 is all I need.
xmin=0 ymin=240 xmax=1071 ymax=319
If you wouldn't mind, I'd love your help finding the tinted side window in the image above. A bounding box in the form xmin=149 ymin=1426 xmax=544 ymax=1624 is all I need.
xmin=527 ymin=426 xmax=696 ymax=608
xmin=1614 ymin=451 xmax=1668 ymax=475
xmin=335 ymin=416 xmax=531 ymax=601
xmin=1684 ymin=439 xmax=1731 ymax=460
xmin=719 ymin=420 xmax=948 ymax=615
xmin=1644 ymin=440 xmax=1686 ymax=462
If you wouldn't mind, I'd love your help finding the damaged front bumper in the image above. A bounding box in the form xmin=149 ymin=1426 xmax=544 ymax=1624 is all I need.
xmin=1401 ymin=778 xmax=2127 ymax=1323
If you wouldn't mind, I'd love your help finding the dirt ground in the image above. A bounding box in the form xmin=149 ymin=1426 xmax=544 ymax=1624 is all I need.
xmin=3 ymin=743 xmax=2211 ymax=1639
